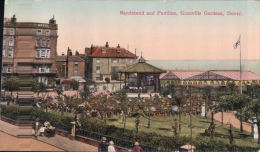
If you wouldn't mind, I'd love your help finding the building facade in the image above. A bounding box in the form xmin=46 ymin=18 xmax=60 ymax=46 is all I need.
xmin=56 ymin=49 xmax=85 ymax=79
xmin=160 ymin=70 xmax=260 ymax=87
xmin=3 ymin=15 xmax=58 ymax=85
xmin=85 ymin=42 xmax=137 ymax=91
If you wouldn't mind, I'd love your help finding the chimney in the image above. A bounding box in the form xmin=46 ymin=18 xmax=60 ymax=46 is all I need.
xmin=49 ymin=15 xmax=56 ymax=24
xmin=105 ymin=42 xmax=109 ymax=48
xmin=117 ymin=44 xmax=120 ymax=48
xmin=62 ymin=52 xmax=65 ymax=56
xmin=11 ymin=14 xmax=16 ymax=23
xmin=75 ymin=51 xmax=79 ymax=56
xmin=69 ymin=51 xmax=72 ymax=56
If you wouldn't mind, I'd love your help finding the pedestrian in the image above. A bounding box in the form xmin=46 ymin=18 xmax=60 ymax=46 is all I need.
xmin=35 ymin=117 xmax=40 ymax=137
xmin=132 ymin=142 xmax=143 ymax=152
xmin=98 ymin=137 xmax=108 ymax=152
xmin=108 ymin=141 xmax=116 ymax=152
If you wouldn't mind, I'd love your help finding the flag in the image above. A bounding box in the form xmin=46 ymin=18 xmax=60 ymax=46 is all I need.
xmin=233 ymin=35 xmax=241 ymax=49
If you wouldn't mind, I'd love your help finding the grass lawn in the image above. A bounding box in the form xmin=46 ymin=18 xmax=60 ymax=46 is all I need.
xmin=106 ymin=115 xmax=258 ymax=148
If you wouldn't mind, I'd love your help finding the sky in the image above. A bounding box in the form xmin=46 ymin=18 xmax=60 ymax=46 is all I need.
xmin=4 ymin=0 xmax=260 ymax=60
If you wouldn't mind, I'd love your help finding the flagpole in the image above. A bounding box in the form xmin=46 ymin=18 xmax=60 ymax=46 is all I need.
xmin=239 ymin=36 xmax=242 ymax=95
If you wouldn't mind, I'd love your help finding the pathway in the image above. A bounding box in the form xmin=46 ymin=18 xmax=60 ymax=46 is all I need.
xmin=0 ymin=119 xmax=97 ymax=151
xmin=214 ymin=111 xmax=251 ymax=133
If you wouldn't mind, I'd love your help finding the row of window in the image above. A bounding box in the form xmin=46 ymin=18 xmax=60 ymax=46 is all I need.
xmin=36 ymin=38 xmax=51 ymax=47
xmin=36 ymin=49 xmax=51 ymax=58
xmin=2 ymin=48 xmax=51 ymax=58
xmin=3 ymin=28 xmax=15 ymax=35
xmin=2 ymin=48 xmax=13 ymax=57
xmin=96 ymin=66 xmax=119 ymax=74
xmin=3 ymin=65 xmax=50 ymax=73
xmin=96 ymin=58 xmax=134 ymax=64
xmin=4 ymin=28 xmax=51 ymax=36
xmin=37 ymin=29 xmax=51 ymax=36
xmin=3 ymin=38 xmax=15 ymax=47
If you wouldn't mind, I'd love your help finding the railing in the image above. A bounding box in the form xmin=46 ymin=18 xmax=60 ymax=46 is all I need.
xmin=75 ymin=129 xmax=169 ymax=152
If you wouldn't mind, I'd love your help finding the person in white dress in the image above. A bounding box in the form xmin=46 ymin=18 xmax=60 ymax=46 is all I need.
xmin=108 ymin=141 xmax=116 ymax=152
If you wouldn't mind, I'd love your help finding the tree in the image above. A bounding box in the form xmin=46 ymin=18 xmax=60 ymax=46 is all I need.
xmin=217 ymin=95 xmax=232 ymax=125
xmin=233 ymin=94 xmax=250 ymax=132
xmin=80 ymin=83 xmax=91 ymax=99
xmin=174 ymin=85 xmax=185 ymax=133
xmin=105 ymin=77 xmax=110 ymax=90
xmin=3 ymin=77 xmax=19 ymax=96
xmin=71 ymin=80 xmax=79 ymax=90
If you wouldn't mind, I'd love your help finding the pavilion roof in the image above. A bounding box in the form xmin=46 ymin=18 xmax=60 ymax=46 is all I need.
xmin=160 ymin=70 xmax=204 ymax=80
xmin=120 ymin=56 xmax=165 ymax=73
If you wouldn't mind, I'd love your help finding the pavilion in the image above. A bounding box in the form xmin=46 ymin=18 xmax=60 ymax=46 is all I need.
xmin=119 ymin=56 xmax=165 ymax=94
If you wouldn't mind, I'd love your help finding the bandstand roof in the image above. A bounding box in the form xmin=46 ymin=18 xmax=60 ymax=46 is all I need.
xmin=120 ymin=56 xmax=166 ymax=73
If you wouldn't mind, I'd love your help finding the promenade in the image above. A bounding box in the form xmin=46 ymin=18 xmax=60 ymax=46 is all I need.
xmin=0 ymin=119 xmax=97 ymax=151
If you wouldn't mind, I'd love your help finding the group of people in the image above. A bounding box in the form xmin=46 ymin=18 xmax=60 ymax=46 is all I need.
xmin=35 ymin=118 xmax=55 ymax=137
xmin=98 ymin=137 xmax=143 ymax=152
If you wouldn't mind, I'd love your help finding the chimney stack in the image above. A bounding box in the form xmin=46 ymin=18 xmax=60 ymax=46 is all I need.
xmin=105 ymin=42 xmax=109 ymax=48
xmin=62 ymin=52 xmax=65 ymax=56
xmin=75 ymin=51 xmax=79 ymax=56
xmin=117 ymin=44 xmax=120 ymax=48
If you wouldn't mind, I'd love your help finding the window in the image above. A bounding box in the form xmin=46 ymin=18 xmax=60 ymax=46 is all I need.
xmin=36 ymin=49 xmax=40 ymax=58
xmin=7 ymin=65 xmax=13 ymax=73
xmin=8 ymin=38 xmax=14 ymax=46
xmin=38 ymin=65 xmax=50 ymax=73
xmin=129 ymin=59 xmax=133 ymax=64
xmin=2 ymin=49 xmax=5 ymax=57
xmin=112 ymin=58 xmax=119 ymax=63
xmin=46 ymin=29 xmax=51 ymax=36
xmin=7 ymin=48 xmax=13 ymax=57
xmin=36 ymin=39 xmax=41 ymax=47
xmin=96 ymin=58 xmax=100 ymax=63
xmin=9 ymin=28 xmax=15 ymax=35
xmin=96 ymin=66 xmax=101 ymax=74
xmin=36 ymin=49 xmax=50 ymax=58
xmin=122 ymin=58 xmax=126 ymax=63
xmin=40 ymin=50 xmax=46 ymax=58
xmin=42 ymin=39 xmax=46 ymax=47
xmin=46 ymin=39 xmax=50 ymax=47
xmin=37 ymin=29 xmax=42 ymax=35
xmin=46 ymin=49 xmax=50 ymax=58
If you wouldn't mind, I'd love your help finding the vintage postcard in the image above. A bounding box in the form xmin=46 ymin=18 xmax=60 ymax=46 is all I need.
xmin=0 ymin=0 xmax=260 ymax=151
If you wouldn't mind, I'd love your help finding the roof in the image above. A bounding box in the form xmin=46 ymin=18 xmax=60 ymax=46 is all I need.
xmin=56 ymin=56 xmax=66 ymax=62
xmin=87 ymin=46 xmax=136 ymax=58
xmin=210 ymin=70 xmax=260 ymax=81
xmin=160 ymin=71 xmax=204 ymax=80
xmin=121 ymin=57 xmax=165 ymax=73
xmin=160 ymin=70 xmax=260 ymax=81
xmin=56 ymin=55 xmax=85 ymax=62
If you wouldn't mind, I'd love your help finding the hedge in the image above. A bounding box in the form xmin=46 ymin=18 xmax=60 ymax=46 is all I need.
xmin=0 ymin=105 xmax=258 ymax=151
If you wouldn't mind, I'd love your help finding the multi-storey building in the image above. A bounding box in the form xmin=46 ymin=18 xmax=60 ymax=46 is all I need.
xmin=56 ymin=48 xmax=85 ymax=79
xmin=3 ymin=15 xmax=58 ymax=85
xmin=84 ymin=42 xmax=137 ymax=90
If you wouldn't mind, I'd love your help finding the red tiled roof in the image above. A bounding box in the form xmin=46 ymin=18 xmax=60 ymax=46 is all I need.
xmin=87 ymin=46 xmax=136 ymax=58
xmin=211 ymin=70 xmax=260 ymax=81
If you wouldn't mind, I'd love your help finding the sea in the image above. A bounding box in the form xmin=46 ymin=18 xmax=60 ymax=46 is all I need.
xmin=147 ymin=60 xmax=260 ymax=75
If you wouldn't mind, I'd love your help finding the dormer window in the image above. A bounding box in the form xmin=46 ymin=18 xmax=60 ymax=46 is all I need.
xmin=96 ymin=58 xmax=100 ymax=63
